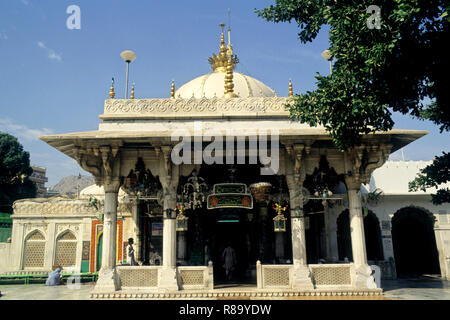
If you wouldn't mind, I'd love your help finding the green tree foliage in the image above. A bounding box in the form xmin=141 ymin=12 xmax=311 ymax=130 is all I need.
xmin=256 ymin=0 xmax=449 ymax=203
xmin=409 ymin=152 xmax=450 ymax=204
xmin=0 ymin=133 xmax=37 ymax=213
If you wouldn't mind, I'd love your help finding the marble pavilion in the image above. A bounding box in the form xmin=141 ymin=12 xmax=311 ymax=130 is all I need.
xmin=20 ymin=27 xmax=434 ymax=298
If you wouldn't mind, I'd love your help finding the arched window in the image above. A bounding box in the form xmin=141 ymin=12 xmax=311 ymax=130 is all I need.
xmin=23 ymin=230 xmax=46 ymax=269
xmin=55 ymin=231 xmax=77 ymax=267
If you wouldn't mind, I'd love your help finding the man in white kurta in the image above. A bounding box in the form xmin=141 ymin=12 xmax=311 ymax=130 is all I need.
xmin=127 ymin=238 xmax=137 ymax=266
xmin=222 ymin=245 xmax=236 ymax=280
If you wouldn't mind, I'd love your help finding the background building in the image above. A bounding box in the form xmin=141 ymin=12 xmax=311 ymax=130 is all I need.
xmin=30 ymin=166 xmax=48 ymax=197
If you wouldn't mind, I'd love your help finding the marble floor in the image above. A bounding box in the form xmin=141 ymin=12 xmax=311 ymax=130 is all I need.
xmin=0 ymin=278 xmax=449 ymax=300
xmin=382 ymin=276 xmax=450 ymax=300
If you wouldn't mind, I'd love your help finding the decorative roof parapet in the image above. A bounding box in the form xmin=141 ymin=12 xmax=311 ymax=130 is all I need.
xmin=101 ymin=97 xmax=291 ymax=120
xmin=12 ymin=197 xmax=130 ymax=216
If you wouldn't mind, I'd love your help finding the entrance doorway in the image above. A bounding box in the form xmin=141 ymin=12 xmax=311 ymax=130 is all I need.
xmin=392 ymin=207 xmax=441 ymax=277
xmin=96 ymin=232 xmax=103 ymax=271
xmin=209 ymin=209 xmax=254 ymax=285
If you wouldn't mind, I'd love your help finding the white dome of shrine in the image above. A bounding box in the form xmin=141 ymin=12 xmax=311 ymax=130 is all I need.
xmin=176 ymin=72 xmax=276 ymax=99
xmin=175 ymin=27 xmax=276 ymax=99
xmin=79 ymin=184 xmax=127 ymax=201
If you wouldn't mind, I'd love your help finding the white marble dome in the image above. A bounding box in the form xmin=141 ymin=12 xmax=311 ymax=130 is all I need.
xmin=175 ymin=71 xmax=276 ymax=99
xmin=79 ymin=184 xmax=127 ymax=201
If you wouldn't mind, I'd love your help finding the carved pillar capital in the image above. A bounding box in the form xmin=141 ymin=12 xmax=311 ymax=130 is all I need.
xmin=345 ymin=144 xmax=392 ymax=185
xmin=344 ymin=175 xmax=362 ymax=191
xmin=104 ymin=180 xmax=121 ymax=193
xmin=286 ymin=173 xmax=306 ymax=217
xmin=286 ymin=144 xmax=306 ymax=183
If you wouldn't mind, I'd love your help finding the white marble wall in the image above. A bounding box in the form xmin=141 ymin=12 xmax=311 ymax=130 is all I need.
xmin=0 ymin=243 xmax=11 ymax=273
xmin=366 ymin=195 xmax=450 ymax=280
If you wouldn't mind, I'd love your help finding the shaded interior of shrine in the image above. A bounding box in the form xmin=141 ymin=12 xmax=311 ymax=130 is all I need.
xmin=122 ymin=154 xmax=387 ymax=285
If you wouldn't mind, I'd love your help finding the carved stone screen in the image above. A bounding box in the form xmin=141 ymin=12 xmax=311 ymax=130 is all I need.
xmin=23 ymin=231 xmax=46 ymax=268
xmin=179 ymin=270 xmax=204 ymax=286
xmin=118 ymin=268 xmax=158 ymax=287
xmin=311 ymin=266 xmax=351 ymax=286
xmin=55 ymin=231 xmax=77 ymax=267
xmin=263 ymin=267 xmax=290 ymax=287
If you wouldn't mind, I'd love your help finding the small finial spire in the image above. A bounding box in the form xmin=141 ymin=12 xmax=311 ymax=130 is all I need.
xmin=109 ymin=77 xmax=115 ymax=99
xmin=208 ymin=23 xmax=239 ymax=73
xmin=227 ymin=8 xmax=232 ymax=47
xmin=130 ymin=83 xmax=135 ymax=99
xmin=289 ymin=79 xmax=293 ymax=97
xmin=170 ymin=80 xmax=175 ymax=99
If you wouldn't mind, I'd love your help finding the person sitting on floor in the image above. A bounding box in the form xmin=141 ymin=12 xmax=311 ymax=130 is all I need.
xmin=45 ymin=266 xmax=62 ymax=286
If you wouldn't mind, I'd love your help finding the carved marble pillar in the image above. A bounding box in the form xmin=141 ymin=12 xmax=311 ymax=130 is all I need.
xmin=159 ymin=188 xmax=178 ymax=290
xmin=157 ymin=146 xmax=180 ymax=291
xmin=94 ymin=181 xmax=120 ymax=292
xmin=344 ymin=144 xmax=391 ymax=289
xmin=131 ymin=202 xmax=140 ymax=263
xmin=286 ymin=174 xmax=314 ymax=289
xmin=345 ymin=177 xmax=375 ymax=288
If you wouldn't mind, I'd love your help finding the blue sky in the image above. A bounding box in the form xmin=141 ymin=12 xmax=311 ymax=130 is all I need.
xmin=0 ymin=0 xmax=448 ymax=186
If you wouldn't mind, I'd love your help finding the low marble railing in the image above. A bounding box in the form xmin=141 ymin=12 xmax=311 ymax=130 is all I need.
xmin=117 ymin=266 xmax=161 ymax=290
xmin=309 ymin=264 xmax=353 ymax=288
xmin=256 ymin=261 xmax=292 ymax=289
xmin=177 ymin=263 xmax=214 ymax=290
xmin=116 ymin=264 xmax=214 ymax=291
xmin=256 ymin=262 xmax=355 ymax=289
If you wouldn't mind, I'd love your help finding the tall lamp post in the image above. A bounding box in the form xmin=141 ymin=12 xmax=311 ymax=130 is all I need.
xmin=120 ymin=50 xmax=137 ymax=99
xmin=321 ymin=49 xmax=332 ymax=74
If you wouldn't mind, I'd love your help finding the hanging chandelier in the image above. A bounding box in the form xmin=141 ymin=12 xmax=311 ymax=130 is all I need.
xmin=176 ymin=204 xmax=189 ymax=232
xmin=180 ymin=170 xmax=209 ymax=210
xmin=272 ymin=202 xmax=288 ymax=232
xmin=123 ymin=157 xmax=161 ymax=201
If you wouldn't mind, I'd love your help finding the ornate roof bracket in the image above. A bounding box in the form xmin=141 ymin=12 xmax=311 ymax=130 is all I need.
xmin=160 ymin=145 xmax=173 ymax=178
xmin=99 ymin=146 xmax=120 ymax=185
xmin=73 ymin=146 xmax=101 ymax=177
xmin=285 ymin=143 xmax=306 ymax=183
xmin=346 ymin=143 xmax=393 ymax=185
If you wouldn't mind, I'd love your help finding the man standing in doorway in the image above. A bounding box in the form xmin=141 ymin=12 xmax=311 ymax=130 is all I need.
xmin=222 ymin=243 xmax=237 ymax=281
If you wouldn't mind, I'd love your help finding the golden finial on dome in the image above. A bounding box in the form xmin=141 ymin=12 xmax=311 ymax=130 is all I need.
xmin=170 ymin=80 xmax=175 ymax=99
xmin=130 ymin=83 xmax=135 ymax=99
xmin=109 ymin=77 xmax=115 ymax=99
xmin=208 ymin=23 xmax=239 ymax=73
xmin=289 ymin=79 xmax=293 ymax=97
xmin=224 ymin=53 xmax=237 ymax=99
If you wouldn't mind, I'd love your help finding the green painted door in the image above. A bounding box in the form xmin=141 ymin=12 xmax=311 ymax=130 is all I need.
xmin=96 ymin=233 xmax=103 ymax=271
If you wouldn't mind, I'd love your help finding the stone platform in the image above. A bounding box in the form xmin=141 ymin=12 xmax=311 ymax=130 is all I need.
xmin=89 ymin=284 xmax=383 ymax=300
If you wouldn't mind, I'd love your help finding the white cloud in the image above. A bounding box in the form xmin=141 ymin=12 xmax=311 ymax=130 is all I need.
xmin=20 ymin=0 xmax=30 ymax=5
xmin=37 ymin=41 xmax=62 ymax=62
xmin=0 ymin=118 xmax=53 ymax=141
xmin=0 ymin=32 xmax=8 ymax=40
